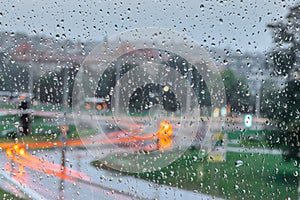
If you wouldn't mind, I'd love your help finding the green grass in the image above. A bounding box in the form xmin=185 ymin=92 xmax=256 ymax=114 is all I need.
xmin=227 ymin=130 xmax=273 ymax=140
xmin=92 ymin=150 xmax=298 ymax=200
xmin=0 ymin=104 xmax=16 ymax=109
xmin=0 ymin=188 xmax=24 ymax=200
xmin=0 ymin=116 xmax=18 ymax=133
xmin=226 ymin=130 xmax=280 ymax=149
xmin=0 ymin=121 xmax=81 ymax=143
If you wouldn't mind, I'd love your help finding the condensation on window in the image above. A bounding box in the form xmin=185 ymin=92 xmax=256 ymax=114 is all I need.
xmin=0 ymin=0 xmax=298 ymax=199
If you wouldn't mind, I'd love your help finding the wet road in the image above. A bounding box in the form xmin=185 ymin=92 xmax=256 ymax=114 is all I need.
xmin=1 ymin=146 xmax=223 ymax=200
xmin=0 ymin=109 xmax=268 ymax=199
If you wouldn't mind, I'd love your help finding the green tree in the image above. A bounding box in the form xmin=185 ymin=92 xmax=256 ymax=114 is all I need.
xmin=34 ymin=65 xmax=79 ymax=106
xmin=163 ymin=54 xmax=211 ymax=107
xmin=35 ymin=71 xmax=63 ymax=104
xmin=267 ymin=4 xmax=300 ymax=161
xmin=221 ymin=69 xmax=250 ymax=114
xmin=260 ymin=79 xmax=280 ymax=118
xmin=0 ymin=62 xmax=29 ymax=92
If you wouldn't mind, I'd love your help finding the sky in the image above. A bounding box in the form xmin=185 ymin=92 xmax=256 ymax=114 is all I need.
xmin=0 ymin=0 xmax=298 ymax=53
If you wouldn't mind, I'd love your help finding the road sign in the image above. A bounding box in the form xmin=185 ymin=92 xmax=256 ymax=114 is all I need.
xmin=208 ymin=133 xmax=227 ymax=162
xmin=213 ymin=107 xmax=220 ymax=117
xmin=244 ymin=114 xmax=252 ymax=128
xmin=221 ymin=107 xmax=226 ymax=117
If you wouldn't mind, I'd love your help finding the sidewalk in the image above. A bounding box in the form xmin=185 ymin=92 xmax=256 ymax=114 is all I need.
xmin=227 ymin=146 xmax=282 ymax=155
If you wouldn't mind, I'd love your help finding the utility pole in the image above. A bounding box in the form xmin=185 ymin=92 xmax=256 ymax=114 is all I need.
xmin=255 ymin=77 xmax=262 ymax=118
xmin=62 ymin=66 xmax=69 ymax=108
xmin=18 ymin=98 xmax=31 ymax=135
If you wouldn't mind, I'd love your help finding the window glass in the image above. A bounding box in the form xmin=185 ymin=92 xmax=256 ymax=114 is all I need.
xmin=0 ymin=0 xmax=299 ymax=199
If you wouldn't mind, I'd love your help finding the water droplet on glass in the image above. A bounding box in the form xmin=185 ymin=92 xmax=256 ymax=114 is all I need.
xmin=234 ymin=160 xmax=243 ymax=167
xmin=200 ymin=4 xmax=205 ymax=11
xmin=293 ymin=171 xmax=298 ymax=177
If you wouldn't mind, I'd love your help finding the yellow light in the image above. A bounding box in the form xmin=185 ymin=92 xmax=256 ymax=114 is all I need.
xmin=6 ymin=148 xmax=12 ymax=157
xmin=13 ymin=144 xmax=19 ymax=151
xmin=19 ymin=148 xmax=26 ymax=156
xmin=157 ymin=120 xmax=173 ymax=151
xmin=163 ymin=86 xmax=169 ymax=92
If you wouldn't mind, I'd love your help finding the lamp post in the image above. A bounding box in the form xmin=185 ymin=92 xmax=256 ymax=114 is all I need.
xmin=59 ymin=123 xmax=69 ymax=199
xmin=59 ymin=124 xmax=69 ymax=169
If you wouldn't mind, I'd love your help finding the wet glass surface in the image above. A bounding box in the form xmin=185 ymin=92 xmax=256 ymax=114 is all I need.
xmin=0 ymin=0 xmax=299 ymax=199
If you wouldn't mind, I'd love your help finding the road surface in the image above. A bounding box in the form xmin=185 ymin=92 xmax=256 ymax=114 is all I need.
xmin=1 ymin=145 xmax=224 ymax=200
xmin=0 ymin=108 xmax=270 ymax=199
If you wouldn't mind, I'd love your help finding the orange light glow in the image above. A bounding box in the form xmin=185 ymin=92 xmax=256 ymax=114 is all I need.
xmin=156 ymin=121 xmax=173 ymax=151
xmin=85 ymin=103 xmax=91 ymax=110
xmin=19 ymin=148 xmax=25 ymax=156
xmin=13 ymin=144 xmax=19 ymax=151
xmin=4 ymin=120 xmax=174 ymax=184
xmin=6 ymin=144 xmax=90 ymax=183
xmin=96 ymin=104 xmax=102 ymax=110
xmin=6 ymin=148 xmax=13 ymax=158
xmin=102 ymin=102 xmax=108 ymax=109
xmin=19 ymin=94 xmax=26 ymax=99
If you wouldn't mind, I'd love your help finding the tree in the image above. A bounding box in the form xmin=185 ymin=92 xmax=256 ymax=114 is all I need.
xmin=267 ymin=4 xmax=300 ymax=78
xmin=163 ymin=54 xmax=211 ymax=107
xmin=0 ymin=62 xmax=29 ymax=92
xmin=259 ymin=78 xmax=280 ymax=118
xmin=36 ymin=71 xmax=63 ymax=104
xmin=221 ymin=69 xmax=250 ymax=114
xmin=267 ymin=4 xmax=300 ymax=162
xmin=34 ymin=65 xmax=79 ymax=106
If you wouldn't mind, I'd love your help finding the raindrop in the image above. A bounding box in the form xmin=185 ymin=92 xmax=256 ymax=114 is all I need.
xmin=223 ymin=59 xmax=228 ymax=65
xmin=170 ymin=171 xmax=174 ymax=176
xmin=234 ymin=160 xmax=243 ymax=167
xmin=294 ymin=161 xmax=298 ymax=167
xmin=200 ymin=4 xmax=204 ymax=11
xmin=193 ymin=156 xmax=197 ymax=161
xmin=236 ymin=49 xmax=242 ymax=54
xmin=293 ymin=171 xmax=298 ymax=177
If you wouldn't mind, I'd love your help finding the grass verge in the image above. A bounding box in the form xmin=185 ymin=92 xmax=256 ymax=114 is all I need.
xmin=92 ymin=149 xmax=298 ymax=200
xmin=0 ymin=188 xmax=24 ymax=200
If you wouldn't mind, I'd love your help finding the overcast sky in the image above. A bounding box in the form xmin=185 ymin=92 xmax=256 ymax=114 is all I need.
xmin=0 ymin=0 xmax=298 ymax=53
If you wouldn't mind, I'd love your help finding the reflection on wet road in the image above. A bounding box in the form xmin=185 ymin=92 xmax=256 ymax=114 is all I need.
xmin=0 ymin=121 xmax=183 ymax=199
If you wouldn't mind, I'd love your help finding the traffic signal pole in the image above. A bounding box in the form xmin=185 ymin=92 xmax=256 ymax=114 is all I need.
xmin=18 ymin=100 xmax=31 ymax=135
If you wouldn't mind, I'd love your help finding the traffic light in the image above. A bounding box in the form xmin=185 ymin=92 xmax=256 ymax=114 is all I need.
xmin=18 ymin=101 xmax=31 ymax=135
